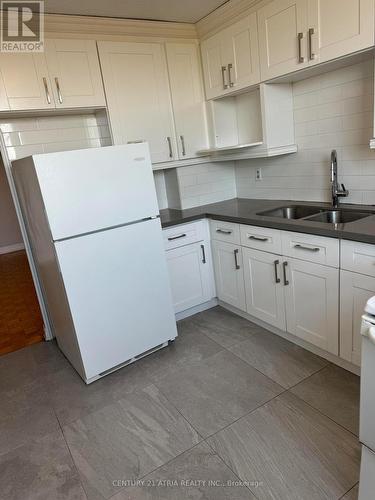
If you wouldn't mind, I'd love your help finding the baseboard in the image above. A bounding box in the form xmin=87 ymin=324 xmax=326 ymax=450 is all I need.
xmin=0 ymin=243 xmax=25 ymax=255
xmin=175 ymin=298 xmax=218 ymax=321
xmin=218 ymin=300 xmax=361 ymax=376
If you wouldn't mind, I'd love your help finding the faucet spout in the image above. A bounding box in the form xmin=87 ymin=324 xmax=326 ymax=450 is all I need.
xmin=330 ymin=149 xmax=348 ymax=208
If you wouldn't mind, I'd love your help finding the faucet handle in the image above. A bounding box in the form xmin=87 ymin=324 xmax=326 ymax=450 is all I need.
xmin=340 ymin=183 xmax=349 ymax=196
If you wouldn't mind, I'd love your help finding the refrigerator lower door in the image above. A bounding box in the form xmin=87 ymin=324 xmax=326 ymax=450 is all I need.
xmin=359 ymin=446 xmax=375 ymax=500
xmin=54 ymin=218 xmax=177 ymax=382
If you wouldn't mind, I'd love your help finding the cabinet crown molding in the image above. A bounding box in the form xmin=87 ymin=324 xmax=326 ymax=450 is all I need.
xmin=44 ymin=13 xmax=198 ymax=40
xmin=196 ymin=0 xmax=264 ymax=39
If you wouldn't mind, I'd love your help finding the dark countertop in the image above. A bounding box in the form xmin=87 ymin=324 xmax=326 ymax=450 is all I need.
xmin=159 ymin=198 xmax=375 ymax=244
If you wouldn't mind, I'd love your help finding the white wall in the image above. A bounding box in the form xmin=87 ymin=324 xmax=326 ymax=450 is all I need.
xmin=0 ymin=155 xmax=22 ymax=249
xmin=235 ymin=59 xmax=375 ymax=204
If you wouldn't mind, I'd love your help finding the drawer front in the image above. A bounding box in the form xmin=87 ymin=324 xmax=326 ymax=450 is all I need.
xmin=210 ymin=220 xmax=241 ymax=245
xmin=163 ymin=220 xmax=205 ymax=250
xmin=341 ymin=240 xmax=375 ymax=277
xmin=240 ymin=224 xmax=282 ymax=254
xmin=282 ymin=231 xmax=339 ymax=268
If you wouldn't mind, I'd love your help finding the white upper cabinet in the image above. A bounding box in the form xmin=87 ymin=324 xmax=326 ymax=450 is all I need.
xmin=225 ymin=14 xmax=260 ymax=92
xmin=98 ymin=41 xmax=177 ymax=164
xmin=0 ymin=39 xmax=105 ymax=111
xmin=200 ymin=32 xmax=226 ymax=100
xmin=307 ymin=0 xmax=375 ymax=65
xmin=258 ymin=0 xmax=309 ymax=81
xmin=45 ymin=39 xmax=105 ymax=109
xmin=0 ymin=53 xmax=54 ymax=110
xmin=258 ymin=0 xmax=375 ymax=80
xmin=165 ymin=43 xmax=208 ymax=159
xmin=201 ymin=13 xmax=260 ymax=99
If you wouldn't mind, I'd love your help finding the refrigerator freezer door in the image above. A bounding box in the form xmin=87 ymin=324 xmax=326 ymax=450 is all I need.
xmin=54 ymin=218 xmax=177 ymax=381
xmin=33 ymin=144 xmax=159 ymax=240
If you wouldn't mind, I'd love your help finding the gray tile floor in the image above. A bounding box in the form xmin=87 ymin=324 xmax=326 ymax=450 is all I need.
xmin=0 ymin=306 xmax=360 ymax=500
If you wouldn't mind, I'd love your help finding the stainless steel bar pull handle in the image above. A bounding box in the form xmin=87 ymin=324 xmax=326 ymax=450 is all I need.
xmin=249 ymin=235 xmax=269 ymax=242
xmin=283 ymin=261 xmax=289 ymax=286
xmin=180 ymin=135 xmax=186 ymax=156
xmin=294 ymin=244 xmax=320 ymax=252
xmin=308 ymin=28 xmax=315 ymax=60
xmin=216 ymin=229 xmax=232 ymax=234
xmin=42 ymin=77 xmax=51 ymax=104
xmin=234 ymin=249 xmax=240 ymax=270
xmin=55 ymin=77 xmax=63 ymax=104
xmin=228 ymin=63 xmax=234 ymax=87
xmin=274 ymin=260 xmax=281 ymax=284
xmin=201 ymin=244 xmax=206 ymax=264
xmin=298 ymin=32 xmax=305 ymax=63
xmin=168 ymin=233 xmax=186 ymax=241
xmin=167 ymin=137 xmax=173 ymax=158
xmin=221 ymin=66 xmax=228 ymax=89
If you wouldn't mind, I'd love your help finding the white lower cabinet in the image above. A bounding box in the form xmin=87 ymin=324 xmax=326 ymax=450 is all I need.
xmin=340 ymin=270 xmax=375 ymax=366
xmin=166 ymin=241 xmax=214 ymax=314
xmin=242 ymin=247 xmax=286 ymax=330
xmin=284 ymin=258 xmax=339 ymax=355
xmin=211 ymin=240 xmax=246 ymax=311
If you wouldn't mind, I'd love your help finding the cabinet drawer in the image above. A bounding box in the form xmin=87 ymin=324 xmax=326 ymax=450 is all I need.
xmin=282 ymin=231 xmax=339 ymax=268
xmin=240 ymin=224 xmax=282 ymax=254
xmin=210 ymin=220 xmax=240 ymax=244
xmin=163 ymin=220 xmax=205 ymax=250
xmin=341 ymin=240 xmax=375 ymax=277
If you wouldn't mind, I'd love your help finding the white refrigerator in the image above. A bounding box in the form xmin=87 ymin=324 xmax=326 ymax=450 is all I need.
xmin=12 ymin=144 xmax=177 ymax=383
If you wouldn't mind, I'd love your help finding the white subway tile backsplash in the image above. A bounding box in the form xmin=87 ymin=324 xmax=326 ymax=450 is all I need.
xmin=0 ymin=112 xmax=112 ymax=162
xmin=235 ymin=59 xmax=375 ymax=204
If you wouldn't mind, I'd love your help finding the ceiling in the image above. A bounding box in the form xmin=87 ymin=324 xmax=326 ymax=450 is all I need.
xmin=42 ymin=0 xmax=230 ymax=23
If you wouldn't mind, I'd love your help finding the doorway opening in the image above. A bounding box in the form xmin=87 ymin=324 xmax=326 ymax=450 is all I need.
xmin=0 ymin=154 xmax=44 ymax=355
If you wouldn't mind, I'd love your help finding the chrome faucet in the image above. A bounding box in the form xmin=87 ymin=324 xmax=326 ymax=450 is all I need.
xmin=331 ymin=150 xmax=349 ymax=208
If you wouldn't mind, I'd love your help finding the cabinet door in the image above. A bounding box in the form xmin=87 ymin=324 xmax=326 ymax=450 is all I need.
xmin=242 ymin=248 xmax=286 ymax=330
xmin=258 ymin=0 xmax=309 ymax=80
xmin=166 ymin=242 xmax=214 ymax=314
xmin=165 ymin=43 xmax=208 ymax=159
xmin=212 ymin=240 xmax=246 ymax=311
xmin=98 ymin=41 xmax=177 ymax=163
xmin=225 ymin=14 xmax=260 ymax=92
xmin=284 ymin=258 xmax=339 ymax=354
xmin=0 ymin=53 xmax=54 ymax=110
xmin=308 ymin=0 xmax=374 ymax=65
xmin=45 ymin=39 xmax=106 ymax=109
xmin=340 ymin=270 xmax=375 ymax=366
xmin=200 ymin=31 xmax=228 ymax=100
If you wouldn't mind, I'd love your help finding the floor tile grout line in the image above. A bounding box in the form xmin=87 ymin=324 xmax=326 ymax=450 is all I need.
xmin=193 ymin=312 xmax=332 ymax=392
xmin=203 ymin=437 xmax=262 ymax=500
xmin=338 ymin=481 xmax=359 ymax=499
xmin=53 ymin=406 xmax=91 ymax=500
xmin=105 ymin=441 xmax=206 ymax=500
xmin=285 ymin=363 xmax=331 ymax=391
xmin=201 ymin=389 xmax=288 ymax=442
xmin=194 ymin=324 xmax=290 ymax=389
xmin=104 ymin=381 xmax=207 ymax=500
xmin=287 ymin=389 xmax=360 ymax=439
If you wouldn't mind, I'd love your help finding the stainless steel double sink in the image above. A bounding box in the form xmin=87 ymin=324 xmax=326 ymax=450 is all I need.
xmin=257 ymin=205 xmax=374 ymax=224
